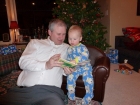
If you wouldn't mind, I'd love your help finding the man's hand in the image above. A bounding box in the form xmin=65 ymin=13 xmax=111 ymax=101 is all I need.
xmin=63 ymin=67 xmax=76 ymax=75
xmin=46 ymin=54 xmax=63 ymax=69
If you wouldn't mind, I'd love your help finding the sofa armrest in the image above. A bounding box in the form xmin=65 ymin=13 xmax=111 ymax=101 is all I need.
xmin=93 ymin=56 xmax=110 ymax=102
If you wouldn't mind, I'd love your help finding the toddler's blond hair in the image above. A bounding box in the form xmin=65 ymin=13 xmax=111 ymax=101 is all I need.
xmin=68 ymin=25 xmax=83 ymax=36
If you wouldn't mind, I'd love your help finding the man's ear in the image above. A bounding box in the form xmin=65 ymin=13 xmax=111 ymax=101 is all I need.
xmin=48 ymin=30 xmax=51 ymax=36
xmin=80 ymin=36 xmax=82 ymax=41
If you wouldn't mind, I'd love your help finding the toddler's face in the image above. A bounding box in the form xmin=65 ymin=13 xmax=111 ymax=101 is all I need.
xmin=68 ymin=30 xmax=82 ymax=46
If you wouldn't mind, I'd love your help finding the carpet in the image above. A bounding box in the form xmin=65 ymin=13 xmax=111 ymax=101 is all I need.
xmin=102 ymin=64 xmax=140 ymax=105
xmin=65 ymin=97 xmax=101 ymax=105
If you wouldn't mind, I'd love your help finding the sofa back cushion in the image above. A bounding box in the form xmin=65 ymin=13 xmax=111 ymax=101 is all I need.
xmin=124 ymin=40 xmax=140 ymax=51
xmin=0 ymin=52 xmax=21 ymax=76
xmin=115 ymin=36 xmax=140 ymax=52
xmin=0 ymin=45 xmax=17 ymax=55
xmin=86 ymin=45 xmax=105 ymax=66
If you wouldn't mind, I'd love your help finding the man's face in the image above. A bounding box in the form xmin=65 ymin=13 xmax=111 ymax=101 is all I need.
xmin=48 ymin=25 xmax=66 ymax=45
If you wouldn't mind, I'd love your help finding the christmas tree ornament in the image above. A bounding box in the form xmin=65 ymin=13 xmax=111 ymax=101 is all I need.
xmin=69 ymin=14 xmax=73 ymax=17
xmin=96 ymin=13 xmax=100 ymax=17
xmin=58 ymin=5 xmax=60 ymax=8
xmin=96 ymin=40 xmax=98 ymax=43
xmin=94 ymin=0 xmax=97 ymax=3
xmin=92 ymin=20 xmax=96 ymax=23
xmin=82 ymin=4 xmax=86 ymax=9
xmin=80 ymin=19 xmax=85 ymax=23
xmin=63 ymin=12 xmax=66 ymax=14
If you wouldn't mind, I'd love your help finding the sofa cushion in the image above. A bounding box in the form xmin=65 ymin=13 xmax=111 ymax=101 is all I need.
xmin=0 ymin=70 xmax=21 ymax=95
xmin=128 ymin=33 xmax=140 ymax=42
xmin=122 ymin=27 xmax=140 ymax=37
xmin=0 ymin=45 xmax=18 ymax=55
xmin=1 ymin=46 xmax=10 ymax=55
xmin=8 ymin=45 xmax=17 ymax=53
xmin=0 ymin=52 xmax=21 ymax=76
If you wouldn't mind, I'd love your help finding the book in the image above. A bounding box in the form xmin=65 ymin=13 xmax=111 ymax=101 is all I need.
xmin=59 ymin=58 xmax=77 ymax=68
xmin=59 ymin=58 xmax=91 ymax=68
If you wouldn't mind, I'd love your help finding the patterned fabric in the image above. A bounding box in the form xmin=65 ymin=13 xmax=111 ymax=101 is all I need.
xmin=0 ymin=51 xmax=21 ymax=95
xmin=66 ymin=97 xmax=101 ymax=105
xmin=106 ymin=49 xmax=118 ymax=64
xmin=0 ymin=52 xmax=21 ymax=76
xmin=1 ymin=46 xmax=10 ymax=55
xmin=0 ymin=70 xmax=21 ymax=95
xmin=0 ymin=45 xmax=18 ymax=55
xmin=122 ymin=27 xmax=140 ymax=42
xmin=67 ymin=44 xmax=94 ymax=105
xmin=128 ymin=33 xmax=140 ymax=42
xmin=8 ymin=45 xmax=17 ymax=53
xmin=122 ymin=27 xmax=140 ymax=37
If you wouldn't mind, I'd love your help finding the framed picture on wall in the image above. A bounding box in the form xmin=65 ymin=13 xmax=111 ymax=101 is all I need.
xmin=2 ymin=33 xmax=10 ymax=42
xmin=137 ymin=0 xmax=140 ymax=16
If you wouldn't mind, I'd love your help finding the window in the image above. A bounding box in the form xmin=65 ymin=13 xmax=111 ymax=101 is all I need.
xmin=15 ymin=0 xmax=56 ymax=38
xmin=0 ymin=0 xmax=9 ymax=41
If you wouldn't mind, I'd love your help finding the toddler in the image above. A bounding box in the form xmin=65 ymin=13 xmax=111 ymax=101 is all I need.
xmin=67 ymin=25 xmax=94 ymax=105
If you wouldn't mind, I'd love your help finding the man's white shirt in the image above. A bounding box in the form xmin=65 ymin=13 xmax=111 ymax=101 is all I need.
xmin=17 ymin=37 xmax=69 ymax=88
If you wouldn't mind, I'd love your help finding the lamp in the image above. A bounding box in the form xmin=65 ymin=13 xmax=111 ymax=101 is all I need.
xmin=9 ymin=21 xmax=19 ymax=42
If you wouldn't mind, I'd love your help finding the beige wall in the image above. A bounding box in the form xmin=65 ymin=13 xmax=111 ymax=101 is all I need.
xmin=98 ymin=0 xmax=110 ymax=48
xmin=99 ymin=0 xmax=140 ymax=48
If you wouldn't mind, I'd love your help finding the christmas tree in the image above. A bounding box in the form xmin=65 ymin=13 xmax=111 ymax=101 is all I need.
xmin=52 ymin=0 xmax=110 ymax=51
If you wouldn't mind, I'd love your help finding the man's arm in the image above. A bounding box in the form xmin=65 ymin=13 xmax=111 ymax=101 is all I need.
xmin=19 ymin=40 xmax=64 ymax=71
xmin=19 ymin=40 xmax=47 ymax=71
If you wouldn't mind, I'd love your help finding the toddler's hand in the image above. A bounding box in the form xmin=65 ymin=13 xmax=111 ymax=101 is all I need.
xmin=70 ymin=60 xmax=76 ymax=64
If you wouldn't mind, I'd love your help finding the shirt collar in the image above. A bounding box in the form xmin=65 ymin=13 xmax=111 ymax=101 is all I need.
xmin=47 ymin=36 xmax=64 ymax=48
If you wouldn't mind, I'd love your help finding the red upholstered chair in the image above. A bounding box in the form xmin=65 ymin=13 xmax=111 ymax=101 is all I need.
xmin=61 ymin=45 xmax=110 ymax=103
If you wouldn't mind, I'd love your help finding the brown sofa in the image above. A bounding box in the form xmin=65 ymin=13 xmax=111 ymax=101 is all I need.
xmin=62 ymin=45 xmax=110 ymax=103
